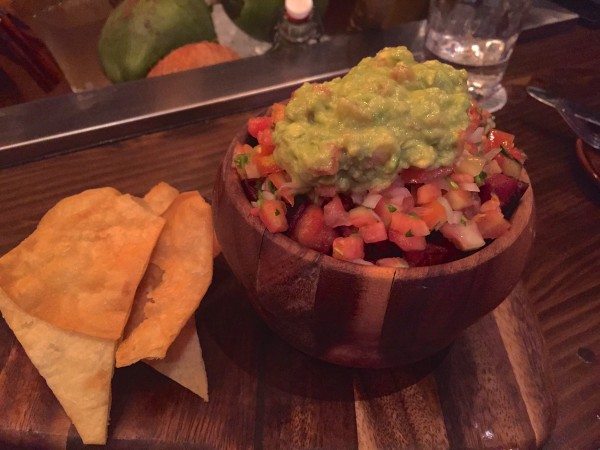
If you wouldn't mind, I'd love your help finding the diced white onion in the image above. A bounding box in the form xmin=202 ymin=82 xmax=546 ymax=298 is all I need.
xmin=262 ymin=191 xmax=275 ymax=201
xmin=381 ymin=185 xmax=411 ymax=199
xmin=483 ymin=147 xmax=502 ymax=161
xmin=245 ymin=163 xmax=260 ymax=179
xmin=351 ymin=192 xmax=365 ymax=205
xmin=437 ymin=197 xmax=454 ymax=220
xmin=251 ymin=201 xmax=260 ymax=208
xmin=280 ymin=181 xmax=302 ymax=190
xmin=362 ymin=193 xmax=382 ymax=209
xmin=448 ymin=211 xmax=463 ymax=225
xmin=460 ymin=182 xmax=480 ymax=192
xmin=467 ymin=127 xmax=484 ymax=143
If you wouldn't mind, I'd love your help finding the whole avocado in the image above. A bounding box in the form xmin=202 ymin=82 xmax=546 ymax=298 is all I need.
xmin=222 ymin=0 xmax=328 ymax=42
xmin=99 ymin=0 xmax=216 ymax=82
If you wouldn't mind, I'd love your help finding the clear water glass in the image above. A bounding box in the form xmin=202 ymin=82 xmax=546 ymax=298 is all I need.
xmin=425 ymin=0 xmax=532 ymax=112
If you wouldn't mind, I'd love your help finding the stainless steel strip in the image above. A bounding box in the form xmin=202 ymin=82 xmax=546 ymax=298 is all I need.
xmin=0 ymin=23 xmax=423 ymax=168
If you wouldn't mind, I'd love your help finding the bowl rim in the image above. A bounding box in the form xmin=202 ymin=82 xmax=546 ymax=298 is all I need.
xmin=220 ymin=127 xmax=534 ymax=281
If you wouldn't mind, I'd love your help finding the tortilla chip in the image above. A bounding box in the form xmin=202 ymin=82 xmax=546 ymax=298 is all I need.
xmin=146 ymin=317 xmax=208 ymax=400
xmin=143 ymin=182 xmax=180 ymax=215
xmin=0 ymin=287 xmax=114 ymax=445
xmin=116 ymin=191 xmax=213 ymax=367
xmin=0 ymin=188 xmax=164 ymax=340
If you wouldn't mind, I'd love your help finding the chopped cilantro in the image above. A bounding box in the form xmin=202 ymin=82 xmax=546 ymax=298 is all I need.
xmin=267 ymin=180 xmax=276 ymax=193
xmin=474 ymin=171 xmax=487 ymax=185
xmin=387 ymin=204 xmax=397 ymax=213
xmin=449 ymin=179 xmax=459 ymax=190
xmin=460 ymin=216 xmax=467 ymax=226
xmin=408 ymin=212 xmax=419 ymax=219
xmin=405 ymin=230 xmax=414 ymax=237
xmin=234 ymin=153 xmax=249 ymax=169
xmin=274 ymin=209 xmax=281 ymax=216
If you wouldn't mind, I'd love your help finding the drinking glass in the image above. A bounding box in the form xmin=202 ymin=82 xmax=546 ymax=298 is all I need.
xmin=425 ymin=0 xmax=532 ymax=112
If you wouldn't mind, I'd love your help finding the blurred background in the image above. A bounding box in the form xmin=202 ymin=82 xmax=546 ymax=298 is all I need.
xmin=0 ymin=0 xmax=587 ymax=108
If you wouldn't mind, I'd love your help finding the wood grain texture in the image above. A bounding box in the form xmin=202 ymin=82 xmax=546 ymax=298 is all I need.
xmin=0 ymin=258 xmax=551 ymax=449
xmin=0 ymin=22 xmax=598 ymax=450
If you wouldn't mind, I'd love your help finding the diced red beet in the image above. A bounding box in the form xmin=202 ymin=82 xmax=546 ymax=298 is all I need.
xmin=336 ymin=225 xmax=359 ymax=237
xmin=479 ymin=173 xmax=529 ymax=218
xmin=401 ymin=167 xmax=454 ymax=184
xmin=285 ymin=195 xmax=309 ymax=234
xmin=290 ymin=205 xmax=336 ymax=253
xmin=404 ymin=244 xmax=452 ymax=267
xmin=403 ymin=231 xmax=467 ymax=267
xmin=241 ymin=178 xmax=263 ymax=202
xmin=338 ymin=193 xmax=355 ymax=211
xmin=364 ymin=241 xmax=404 ymax=261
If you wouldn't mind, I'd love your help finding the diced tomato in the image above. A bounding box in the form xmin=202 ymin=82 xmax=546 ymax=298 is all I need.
xmin=416 ymin=183 xmax=441 ymax=205
xmin=254 ymin=154 xmax=282 ymax=176
xmin=464 ymin=141 xmax=478 ymax=155
xmin=473 ymin=196 xmax=511 ymax=239
xmin=479 ymin=173 xmax=529 ymax=217
xmin=348 ymin=206 xmax=379 ymax=228
xmin=259 ymin=199 xmax=288 ymax=233
xmin=374 ymin=198 xmax=395 ymax=227
xmin=359 ymin=221 xmax=388 ymax=243
xmin=247 ymin=116 xmax=273 ymax=139
xmin=413 ymin=200 xmax=447 ymax=229
xmin=504 ymin=146 xmax=527 ymax=164
xmin=388 ymin=232 xmax=427 ymax=252
xmin=468 ymin=104 xmax=481 ymax=124
xmin=444 ymin=189 xmax=475 ymax=210
xmin=324 ymin=196 xmax=352 ymax=228
xmin=389 ymin=212 xmax=430 ymax=237
xmin=401 ymin=166 xmax=454 ymax=184
xmin=257 ymin=128 xmax=275 ymax=155
xmin=496 ymin=154 xmax=523 ymax=178
xmin=440 ymin=221 xmax=485 ymax=251
xmin=474 ymin=209 xmax=511 ymax=239
xmin=332 ymin=234 xmax=365 ymax=261
xmin=270 ymin=103 xmax=285 ymax=123
xmin=376 ymin=257 xmax=409 ymax=268
xmin=267 ymin=171 xmax=288 ymax=189
xmin=486 ymin=129 xmax=515 ymax=151
xmin=291 ymin=205 xmax=336 ymax=253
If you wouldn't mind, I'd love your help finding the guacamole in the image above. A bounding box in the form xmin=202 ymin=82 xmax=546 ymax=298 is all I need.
xmin=272 ymin=46 xmax=471 ymax=192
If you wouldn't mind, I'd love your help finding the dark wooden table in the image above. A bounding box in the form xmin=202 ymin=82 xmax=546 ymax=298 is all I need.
xmin=0 ymin=23 xmax=599 ymax=450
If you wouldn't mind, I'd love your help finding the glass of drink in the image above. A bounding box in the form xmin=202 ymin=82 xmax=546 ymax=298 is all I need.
xmin=425 ymin=0 xmax=532 ymax=112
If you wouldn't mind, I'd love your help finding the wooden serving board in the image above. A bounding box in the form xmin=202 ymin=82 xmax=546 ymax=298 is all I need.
xmin=0 ymin=257 xmax=555 ymax=449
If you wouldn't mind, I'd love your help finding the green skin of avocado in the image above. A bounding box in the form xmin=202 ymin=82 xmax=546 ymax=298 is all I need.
xmin=222 ymin=0 xmax=328 ymax=42
xmin=99 ymin=0 xmax=216 ymax=82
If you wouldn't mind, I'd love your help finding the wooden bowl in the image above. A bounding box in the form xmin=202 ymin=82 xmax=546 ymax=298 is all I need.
xmin=213 ymin=129 xmax=535 ymax=368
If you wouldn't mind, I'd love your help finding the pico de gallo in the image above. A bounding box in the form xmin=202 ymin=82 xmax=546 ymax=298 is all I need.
xmin=232 ymin=100 xmax=528 ymax=268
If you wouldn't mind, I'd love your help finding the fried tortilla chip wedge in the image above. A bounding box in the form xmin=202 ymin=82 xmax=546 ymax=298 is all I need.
xmin=143 ymin=182 xmax=180 ymax=215
xmin=0 ymin=287 xmax=114 ymax=445
xmin=116 ymin=191 xmax=213 ymax=367
xmin=146 ymin=317 xmax=208 ymax=400
xmin=0 ymin=188 xmax=164 ymax=340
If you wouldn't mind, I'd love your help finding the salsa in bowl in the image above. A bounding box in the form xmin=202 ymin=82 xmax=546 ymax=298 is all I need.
xmin=212 ymin=47 xmax=534 ymax=367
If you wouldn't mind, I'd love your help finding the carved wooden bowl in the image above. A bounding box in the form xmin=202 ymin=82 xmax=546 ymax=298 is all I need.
xmin=213 ymin=129 xmax=535 ymax=368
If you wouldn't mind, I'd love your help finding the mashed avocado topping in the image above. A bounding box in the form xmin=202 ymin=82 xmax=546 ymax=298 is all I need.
xmin=272 ymin=46 xmax=471 ymax=192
